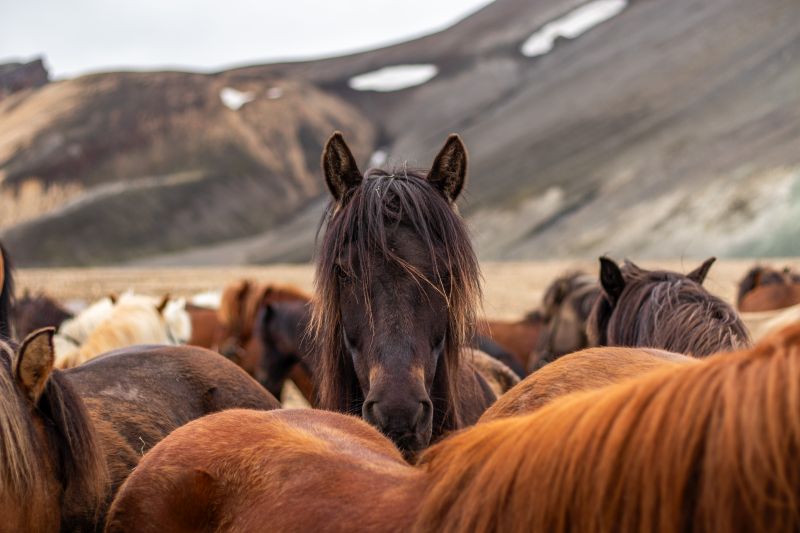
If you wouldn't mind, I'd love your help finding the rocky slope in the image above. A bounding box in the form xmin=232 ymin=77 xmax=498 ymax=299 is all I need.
xmin=2 ymin=0 xmax=799 ymax=265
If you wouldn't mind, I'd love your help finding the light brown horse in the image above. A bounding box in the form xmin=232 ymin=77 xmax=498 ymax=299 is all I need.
xmin=479 ymin=346 xmax=694 ymax=423
xmin=737 ymin=265 xmax=800 ymax=312
xmin=0 ymin=328 xmax=279 ymax=532
xmin=107 ymin=323 xmax=800 ymax=532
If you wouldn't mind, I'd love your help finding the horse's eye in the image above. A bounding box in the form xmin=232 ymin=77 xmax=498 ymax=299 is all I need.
xmin=433 ymin=336 xmax=445 ymax=360
xmin=335 ymin=265 xmax=350 ymax=283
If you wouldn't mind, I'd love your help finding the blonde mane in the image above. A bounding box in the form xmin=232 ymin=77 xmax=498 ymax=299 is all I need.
xmin=56 ymin=294 xmax=189 ymax=369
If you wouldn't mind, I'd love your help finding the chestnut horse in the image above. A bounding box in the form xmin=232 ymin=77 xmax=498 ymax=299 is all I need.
xmin=529 ymin=271 xmax=599 ymax=371
xmin=0 ymin=242 xmax=14 ymax=339
xmin=11 ymin=291 xmax=73 ymax=340
xmin=107 ymin=323 xmax=800 ymax=532
xmin=185 ymin=303 xmax=223 ymax=349
xmin=0 ymin=328 xmax=279 ymax=532
xmin=737 ymin=265 xmax=800 ymax=312
xmin=479 ymin=346 xmax=694 ymax=422
xmin=476 ymin=313 xmax=542 ymax=376
xmin=312 ymin=132 xmax=495 ymax=455
xmin=588 ymin=257 xmax=750 ymax=356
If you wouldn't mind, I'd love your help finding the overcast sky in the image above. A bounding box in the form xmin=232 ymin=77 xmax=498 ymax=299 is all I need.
xmin=1 ymin=0 xmax=494 ymax=79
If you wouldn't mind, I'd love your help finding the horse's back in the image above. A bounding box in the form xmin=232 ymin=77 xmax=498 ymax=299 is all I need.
xmin=480 ymin=346 xmax=695 ymax=423
xmin=740 ymin=283 xmax=800 ymax=313
xmin=106 ymin=409 xmax=412 ymax=533
xmin=66 ymin=344 xmax=279 ymax=413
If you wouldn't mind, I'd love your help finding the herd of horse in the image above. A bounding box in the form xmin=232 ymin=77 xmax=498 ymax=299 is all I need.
xmin=2 ymin=132 xmax=800 ymax=531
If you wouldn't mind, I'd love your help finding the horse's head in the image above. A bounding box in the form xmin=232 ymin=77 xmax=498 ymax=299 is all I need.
xmin=531 ymin=272 xmax=600 ymax=370
xmin=314 ymin=132 xmax=480 ymax=455
xmin=587 ymin=256 xmax=749 ymax=355
xmin=0 ymin=328 xmax=107 ymax=530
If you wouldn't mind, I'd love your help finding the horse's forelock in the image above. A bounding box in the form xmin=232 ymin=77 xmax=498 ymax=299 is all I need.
xmin=312 ymin=170 xmax=481 ymax=427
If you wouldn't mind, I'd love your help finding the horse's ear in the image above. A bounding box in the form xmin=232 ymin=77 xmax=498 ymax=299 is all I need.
xmin=14 ymin=327 xmax=56 ymax=403
xmin=108 ymin=292 xmax=118 ymax=305
xmin=322 ymin=131 xmax=362 ymax=202
xmin=599 ymin=257 xmax=625 ymax=305
xmin=687 ymin=257 xmax=716 ymax=284
xmin=427 ymin=134 xmax=467 ymax=202
xmin=156 ymin=294 xmax=170 ymax=315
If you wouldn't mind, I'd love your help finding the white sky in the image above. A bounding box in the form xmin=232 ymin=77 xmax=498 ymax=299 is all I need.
xmin=0 ymin=0 xmax=495 ymax=79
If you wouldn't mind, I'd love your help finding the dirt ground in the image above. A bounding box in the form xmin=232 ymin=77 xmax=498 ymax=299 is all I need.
xmin=15 ymin=259 xmax=799 ymax=319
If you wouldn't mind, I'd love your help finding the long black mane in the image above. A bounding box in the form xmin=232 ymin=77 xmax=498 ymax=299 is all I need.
xmin=312 ymin=167 xmax=481 ymax=435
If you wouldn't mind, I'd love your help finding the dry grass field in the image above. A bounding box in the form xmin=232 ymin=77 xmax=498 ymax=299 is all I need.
xmin=16 ymin=259 xmax=799 ymax=319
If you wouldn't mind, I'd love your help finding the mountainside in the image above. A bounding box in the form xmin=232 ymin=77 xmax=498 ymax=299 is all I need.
xmin=2 ymin=0 xmax=799 ymax=265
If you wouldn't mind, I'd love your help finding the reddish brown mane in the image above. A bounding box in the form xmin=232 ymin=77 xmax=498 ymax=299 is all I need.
xmin=417 ymin=323 xmax=800 ymax=532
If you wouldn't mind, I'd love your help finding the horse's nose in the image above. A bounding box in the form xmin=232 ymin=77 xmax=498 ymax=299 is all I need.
xmin=364 ymin=398 xmax=432 ymax=440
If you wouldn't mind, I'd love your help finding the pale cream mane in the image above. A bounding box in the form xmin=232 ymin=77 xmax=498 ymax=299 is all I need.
xmin=55 ymin=293 xmax=190 ymax=369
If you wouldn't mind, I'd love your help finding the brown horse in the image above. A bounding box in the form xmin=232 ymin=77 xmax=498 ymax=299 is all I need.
xmin=528 ymin=271 xmax=600 ymax=372
xmin=737 ymin=265 xmax=800 ymax=312
xmin=11 ymin=291 xmax=74 ymax=340
xmin=587 ymin=257 xmax=750 ymax=356
xmin=476 ymin=312 xmax=543 ymax=375
xmin=0 ymin=328 xmax=279 ymax=532
xmin=216 ymin=280 xmax=310 ymax=389
xmin=107 ymin=323 xmax=800 ymax=532
xmin=479 ymin=346 xmax=694 ymax=423
xmin=0 ymin=242 xmax=14 ymax=339
xmin=185 ymin=303 xmax=223 ymax=349
xmin=312 ymin=132 xmax=495 ymax=456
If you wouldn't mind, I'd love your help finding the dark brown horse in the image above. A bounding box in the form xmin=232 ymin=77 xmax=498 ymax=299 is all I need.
xmin=107 ymin=323 xmax=800 ymax=532
xmin=737 ymin=265 xmax=800 ymax=312
xmin=0 ymin=242 xmax=14 ymax=339
xmin=258 ymin=298 xmax=315 ymax=401
xmin=259 ymin=300 xmax=520 ymax=404
xmin=12 ymin=291 xmax=74 ymax=339
xmin=529 ymin=271 xmax=600 ymax=371
xmin=0 ymin=328 xmax=279 ymax=532
xmin=587 ymin=257 xmax=750 ymax=356
xmin=312 ymin=132 xmax=495 ymax=456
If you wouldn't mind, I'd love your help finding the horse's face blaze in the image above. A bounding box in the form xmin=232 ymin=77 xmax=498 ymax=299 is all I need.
xmin=337 ymin=225 xmax=447 ymax=453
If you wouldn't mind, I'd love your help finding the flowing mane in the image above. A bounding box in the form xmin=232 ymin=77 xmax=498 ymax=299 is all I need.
xmin=588 ymin=259 xmax=749 ymax=356
xmin=416 ymin=323 xmax=800 ymax=532
xmin=0 ymin=340 xmax=107 ymax=527
xmin=312 ymin=167 xmax=481 ymax=433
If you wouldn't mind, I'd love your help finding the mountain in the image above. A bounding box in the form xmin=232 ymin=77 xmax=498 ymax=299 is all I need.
xmin=2 ymin=0 xmax=799 ymax=265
